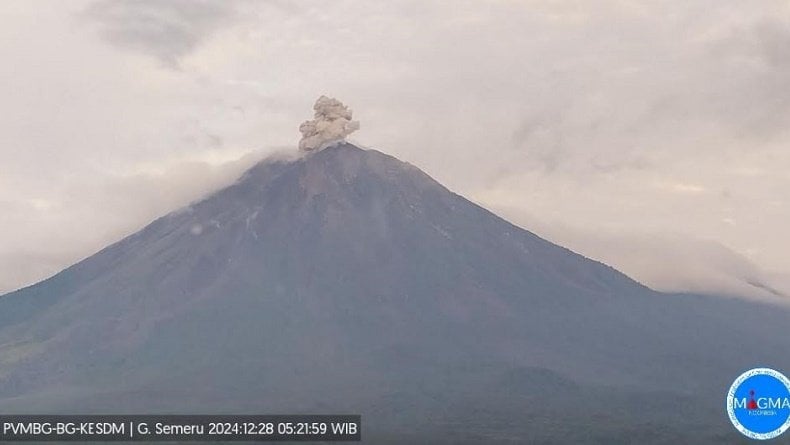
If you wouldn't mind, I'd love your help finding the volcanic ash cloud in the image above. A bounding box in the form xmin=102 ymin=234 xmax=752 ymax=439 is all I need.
xmin=298 ymin=96 xmax=360 ymax=151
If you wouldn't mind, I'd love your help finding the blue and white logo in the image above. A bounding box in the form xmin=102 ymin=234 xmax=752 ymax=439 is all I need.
xmin=727 ymin=368 xmax=790 ymax=440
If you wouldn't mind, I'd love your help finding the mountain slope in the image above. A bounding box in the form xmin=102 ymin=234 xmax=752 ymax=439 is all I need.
xmin=0 ymin=143 xmax=788 ymax=443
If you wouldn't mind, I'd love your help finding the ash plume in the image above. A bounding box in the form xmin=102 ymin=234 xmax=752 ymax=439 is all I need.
xmin=298 ymin=96 xmax=360 ymax=151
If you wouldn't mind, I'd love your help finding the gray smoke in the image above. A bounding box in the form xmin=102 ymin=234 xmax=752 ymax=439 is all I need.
xmin=298 ymin=96 xmax=360 ymax=151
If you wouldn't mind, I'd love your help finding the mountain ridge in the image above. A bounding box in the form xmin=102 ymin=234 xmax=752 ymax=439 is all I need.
xmin=1 ymin=143 xmax=646 ymax=305
xmin=0 ymin=142 xmax=788 ymax=443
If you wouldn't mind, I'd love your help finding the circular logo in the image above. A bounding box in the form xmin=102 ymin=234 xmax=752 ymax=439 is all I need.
xmin=727 ymin=368 xmax=790 ymax=440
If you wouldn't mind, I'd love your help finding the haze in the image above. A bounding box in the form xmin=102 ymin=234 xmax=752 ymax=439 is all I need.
xmin=1 ymin=1 xmax=788 ymax=299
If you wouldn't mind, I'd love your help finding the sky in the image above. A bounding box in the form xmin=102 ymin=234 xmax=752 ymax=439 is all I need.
xmin=1 ymin=0 xmax=788 ymax=300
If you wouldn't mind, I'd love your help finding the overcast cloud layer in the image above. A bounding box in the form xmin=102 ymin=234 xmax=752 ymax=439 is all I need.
xmin=1 ymin=1 xmax=788 ymax=300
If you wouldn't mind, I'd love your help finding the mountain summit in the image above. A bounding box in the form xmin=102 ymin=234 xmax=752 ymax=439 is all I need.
xmin=0 ymin=143 xmax=788 ymax=443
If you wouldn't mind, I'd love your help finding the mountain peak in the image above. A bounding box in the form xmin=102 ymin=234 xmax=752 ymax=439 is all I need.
xmin=1 ymin=136 xmax=788 ymax=444
xmin=236 ymin=142 xmax=439 ymax=205
xmin=160 ymin=141 xmax=647 ymax=304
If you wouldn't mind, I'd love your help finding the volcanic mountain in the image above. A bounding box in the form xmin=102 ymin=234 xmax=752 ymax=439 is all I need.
xmin=1 ymin=143 xmax=788 ymax=443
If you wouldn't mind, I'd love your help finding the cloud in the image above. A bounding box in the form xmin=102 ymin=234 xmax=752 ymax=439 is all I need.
xmin=493 ymin=210 xmax=788 ymax=302
xmin=1 ymin=1 xmax=789 ymax=299
xmin=0 ymin=150 xmax=266 ymax=294
xmin=83 ymin=0 xmax=236 ymax=67
xmin=298 ymin=96 xmax=360 ymax=151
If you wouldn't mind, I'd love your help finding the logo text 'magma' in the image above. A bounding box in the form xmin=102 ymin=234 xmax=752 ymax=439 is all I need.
xmin=733 ymin=398 xmax=790 ymax=410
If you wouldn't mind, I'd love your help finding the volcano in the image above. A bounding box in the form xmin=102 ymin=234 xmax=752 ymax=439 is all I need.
xmin=1 ymin=143 xmax=788 ymax=443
